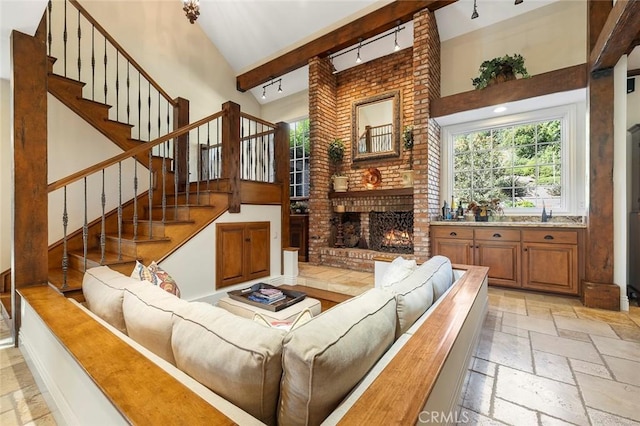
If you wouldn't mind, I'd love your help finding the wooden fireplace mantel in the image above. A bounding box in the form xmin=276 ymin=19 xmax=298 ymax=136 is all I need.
xmin=328 ymin=188 xmax=413 ymax=199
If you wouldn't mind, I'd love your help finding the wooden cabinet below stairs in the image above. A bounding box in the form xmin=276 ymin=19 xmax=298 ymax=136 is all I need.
xmin=431 ymin=224 xmax=583 ymax=296
xmin=216 ymin=222 xmax=270 ymax=289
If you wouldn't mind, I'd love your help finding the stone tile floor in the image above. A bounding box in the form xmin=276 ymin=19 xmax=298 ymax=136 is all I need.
xmin=1 ymin=264 xmax=639 ymax=425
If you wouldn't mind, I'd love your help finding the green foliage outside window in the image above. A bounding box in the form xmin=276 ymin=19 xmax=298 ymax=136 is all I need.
xmin=453 ymin=119 xmax=562 ymax=211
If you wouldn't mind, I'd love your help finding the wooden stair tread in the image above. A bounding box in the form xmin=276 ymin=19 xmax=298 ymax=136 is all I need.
xmin=125 ymin=219 xmax=195 ymax=225
xmin=48 ymin=72 xmax=86 ymax=88
xmin=69 ymin=248 xmax=137 ymax=264
xmin=104 ymin=233 xmax=170 ymax=243
xmin=150 ymin=204 xmax=216 ymax=209
xmin=48 ymin=268 xmax=84 ymax=292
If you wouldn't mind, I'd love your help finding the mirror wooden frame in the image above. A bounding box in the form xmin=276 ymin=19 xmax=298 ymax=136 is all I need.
xmin=351 ymin=90 xmax=401 ymax=162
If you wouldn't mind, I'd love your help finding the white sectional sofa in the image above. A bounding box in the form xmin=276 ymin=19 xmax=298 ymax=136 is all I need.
xmin=18 ymin=256 xmax=488 ymax=426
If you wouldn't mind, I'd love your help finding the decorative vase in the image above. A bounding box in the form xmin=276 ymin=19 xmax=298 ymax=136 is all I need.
xmin=401 ymin=170 xmax=415 ymax=188
xmin=332 ymin=176 xmax=348 ymax=192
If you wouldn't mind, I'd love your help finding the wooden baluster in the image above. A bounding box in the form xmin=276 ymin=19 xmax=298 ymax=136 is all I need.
xmin=62 ymin=187 xmax=69 ymax=290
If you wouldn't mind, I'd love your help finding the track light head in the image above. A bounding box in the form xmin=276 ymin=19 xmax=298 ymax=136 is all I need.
xmin=471 ymin=0 xmax=479 ymax=19
xmin=261 ymin=88 xmax=266 ymax=99
xmin=277 ymin=81 xmax=283 ymax=93
xmin=515 ymin=0 xmax=523 ymax=4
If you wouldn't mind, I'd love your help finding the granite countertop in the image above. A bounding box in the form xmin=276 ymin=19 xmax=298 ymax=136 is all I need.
xmin=430 ymin=220 xmax=586 ymax=229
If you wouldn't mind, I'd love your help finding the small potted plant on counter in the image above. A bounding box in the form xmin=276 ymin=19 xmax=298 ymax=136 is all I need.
xmin=329 ymin=138 xmax=348 ymax=192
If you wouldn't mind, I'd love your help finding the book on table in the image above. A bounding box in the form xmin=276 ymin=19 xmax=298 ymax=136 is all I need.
xmin=228 ymin=283 xmax=307 ymax=312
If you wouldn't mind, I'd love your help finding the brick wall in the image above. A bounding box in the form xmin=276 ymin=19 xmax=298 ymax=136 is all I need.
xmin=308 ymin=9 xmax=441 ymax=269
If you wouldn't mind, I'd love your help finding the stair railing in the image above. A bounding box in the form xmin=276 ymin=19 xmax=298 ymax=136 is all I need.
xmin=48 ymin=110 xmax=223 ymax=288
xmin=239 ymin=113 xmax=278 ymax=184
xmin=47 ymin=0 xmax=178 ymax=143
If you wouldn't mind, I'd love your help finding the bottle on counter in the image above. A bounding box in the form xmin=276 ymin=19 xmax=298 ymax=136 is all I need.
xmin=541 ymin=201 xmax=548 ymax=222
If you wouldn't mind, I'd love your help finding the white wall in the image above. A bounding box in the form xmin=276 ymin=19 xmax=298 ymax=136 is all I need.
xmin=261 ymin=90 xmax=309 ymax=124
xmin=440 ymin=1 xmax=587 ymax=96
xmin=0 ymin=78 xmax=11 ymax=272
xmin=160 ymin=205 xmax=282 ymax=302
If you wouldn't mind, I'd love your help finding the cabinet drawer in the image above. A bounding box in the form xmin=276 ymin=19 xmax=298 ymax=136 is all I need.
xmin=522 ymin=230 xmax=578 ymax=244
xmin=431 ymin=227 xmax=473 ymax=240
xmin=474 ymin=228 xmax=520 ymax=241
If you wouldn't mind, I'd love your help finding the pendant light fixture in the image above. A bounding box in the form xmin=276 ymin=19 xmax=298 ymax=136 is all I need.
xmin=183 ymin=0 xmax=200 ymax=24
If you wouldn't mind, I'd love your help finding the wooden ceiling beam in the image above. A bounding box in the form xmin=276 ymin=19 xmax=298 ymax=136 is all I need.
xmin=590 ymin=0 xmax=640 ymax=72
xmin=235 ymin=0 xmax=456 ymax=92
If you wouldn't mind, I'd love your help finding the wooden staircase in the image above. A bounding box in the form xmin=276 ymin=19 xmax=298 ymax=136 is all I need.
xmin=45 ymin=59 xmax=230 ymax=300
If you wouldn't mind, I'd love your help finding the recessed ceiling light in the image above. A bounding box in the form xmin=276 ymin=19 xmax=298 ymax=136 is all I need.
xmin=493 ymin=106 xmax=507 ymax=113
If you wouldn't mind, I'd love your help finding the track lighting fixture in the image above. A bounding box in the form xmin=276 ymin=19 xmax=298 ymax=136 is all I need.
xmin=471 ymin=0 xmax=479 ymax=19
xmin=261 ymin=78 xmax=283 ymax=100
xmin=328 ymin=25 xmax=406 ymax=72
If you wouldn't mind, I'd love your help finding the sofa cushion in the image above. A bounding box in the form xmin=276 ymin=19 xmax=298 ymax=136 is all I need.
xmin=424 ymin=256 xmax=455 ymax=300
xmin=122 ymin=282 xmax=189 ymax=365
xmin=279 ymin=288 xmax=396 ymax=426
xmin=385 ymin=266 xmax=435 ymax=337
xmin=171 ymin=302 xmax=285 ymax=426
xmin=82 ymin=266 xmax=142 ymax=335
xmin=379 ymin=256 xmax=417 ymax=288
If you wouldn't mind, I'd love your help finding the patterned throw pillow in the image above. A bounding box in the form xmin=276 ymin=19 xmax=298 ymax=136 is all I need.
xmin=130 ymin=260 xmax=154 ymax=282
xmin=130 ymin=260 xmax=181 ymax=298
xmin=148 ymin=261 xmax=181 ymax=298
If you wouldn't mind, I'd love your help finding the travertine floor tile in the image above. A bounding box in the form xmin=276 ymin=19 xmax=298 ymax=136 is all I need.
xmin=492 ymin=398 xmax=538 ymax=426
xmin=471 ymin=357 xmax=497 ymax=378
xmin=590 ymin=334 xmax=640 ymax=361
xmin=575 ymin=372 xmax=640 ymax=421
xmin=610 ymin=323 xmax=640 ymax=342
xmin=568 ymin=358 xmax=612 ymax=380
xmin=24 ymin=412 xmax=57 ymax=426
xmin=586 ymin=407 xmax=640 ymax=426
xmin=502 ymin=312 xmax=557 ymax=335
xmin=475 ymin=329 xmax=533 ymax=373
xmin=0 ymin=409 xmax=20 ymax=426
xmin=0 ymin=348 xmax=26 ymax=369
xmin=553 ymin=315 xmax=618 ymax=338
xmin=495 ymin=366 xmax=588 ymax=424
xmin=603 ymin=355 xmax=640 ymax=386
xmin=539 ymin=414 xmax=577 ymax=425
xmin=461 ymin=371 xmax=493 ymax=416
xmin=557 ymin=328 xmax=591 ymax=342
xmin=524 ymin=306 xmax=553 ymax=320
xmin=488 ymin=295 xmax=527 ymax=315
xmin=530 ymin=331 xmax=602 ymax=364
xmin=500 ymin=325 xmax=529 ymax=338
xmin=457 ymin=408 xmax=507 ymax=425
xmin=15 ymin=393 xmax=50 ymax=425
xmin=573 ymin=306 xmax=637 ymax=326
xmin=0 ymin=394 xmax=13 ymax=414
xmin=533 ymin=350 xmax=574 ymax=385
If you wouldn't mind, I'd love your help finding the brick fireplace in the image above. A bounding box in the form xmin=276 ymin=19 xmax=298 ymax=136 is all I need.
xmin=308 ymin=9 xmax=441 ymax=272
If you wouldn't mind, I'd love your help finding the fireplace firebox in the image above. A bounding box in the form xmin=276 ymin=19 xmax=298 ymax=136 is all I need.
xmin=369 ymin=211 xmax=413 ymax=254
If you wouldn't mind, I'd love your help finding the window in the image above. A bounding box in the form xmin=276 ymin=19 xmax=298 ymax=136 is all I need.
xmin=441 ymin=104 xmax=585 ymax=215
xmin=289 ymin=118 xmax=310 ymax=199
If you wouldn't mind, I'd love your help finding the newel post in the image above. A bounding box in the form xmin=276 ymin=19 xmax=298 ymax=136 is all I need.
xmin=11 ymin=16 xmax=49 ymax=343
xmin=221 ymin=101 xmax=241 ymax=213
xmin=173 ymin=97 xmax=189 ymax=190
xmin=275 ymin=121 xmax=291 ymax=263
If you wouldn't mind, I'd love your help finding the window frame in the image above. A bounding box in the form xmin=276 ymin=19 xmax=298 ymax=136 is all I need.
xmin=440 ymin=103 xmax=586 ymax=216
xmin=289 ymin=117 xmax=310 ymax=200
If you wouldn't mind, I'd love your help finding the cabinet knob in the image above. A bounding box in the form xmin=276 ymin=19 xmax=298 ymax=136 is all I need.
xmin=245 ymin=238 xmax=251 ymax=242
xmin=493 ymin=233 xmax=502 ymax=238
xmin=524 ymin=248 xmax=528 ymax=252
xmin=544 ymin=235 xmax=554 ymax=240
xmin=450 ymin=232 xmax=457 ymax=236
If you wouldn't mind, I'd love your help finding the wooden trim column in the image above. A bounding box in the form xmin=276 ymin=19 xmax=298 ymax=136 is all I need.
xmin=221 ymin=101 xmax=241 ymax=213
xmin=173 ymin=97 xmax=189 ymax=190
xmin=275 ymin=121 xmax=291 ymax=271
xmin=583 ymin=0 xmax=617 ymax=308
xmin=11 ymin=18 xmax=49 ymax=342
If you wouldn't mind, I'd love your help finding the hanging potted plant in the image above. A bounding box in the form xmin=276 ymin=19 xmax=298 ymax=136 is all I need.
xmin=471 ymin=53 xmax=530 ymax=90
xmin=401 ymin=125 xmax=415 ymax=188
xmin=328 ymin=138 xmax=348 ymax=192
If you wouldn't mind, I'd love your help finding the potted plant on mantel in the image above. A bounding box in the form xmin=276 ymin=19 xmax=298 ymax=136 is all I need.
xmin=328 ymin=138 xmax=348 ymax=192
xmin=471 ymin=53 xmax=530 ymax=90
xmin=401 ymin=125 xmax=414 ymax=188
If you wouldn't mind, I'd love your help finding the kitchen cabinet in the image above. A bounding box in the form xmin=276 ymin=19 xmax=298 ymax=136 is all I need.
xmin=216 ymin=222 xmax=270 ymax=289
xmin=289 ymin=214 xmax=309 ymax=262
xmin=431 ymin=224 xmax=583 ymax=296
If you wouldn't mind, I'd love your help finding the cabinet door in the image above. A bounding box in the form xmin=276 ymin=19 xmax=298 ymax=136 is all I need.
xmin=246 ymin=222 xmax=270 ymax=280
xmin=432 ymin=238 xmax=474 ymax=265
xmin=476 ymin=241 xmax=521 ymax=288
xmin=522 ymin=242 xmax=578 ymax=295
xmin=216 ymin=224 xmax=247 ymax=288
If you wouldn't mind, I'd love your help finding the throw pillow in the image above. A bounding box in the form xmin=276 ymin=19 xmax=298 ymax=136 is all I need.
xmin=130 ymin=260 xmax=154 ymax=282
xmin=253 ymin=308 xmax=313 ymax=331
xmin=148 ymin=261 xmax=181 ymax=298
xmin=380 ymin=256 xmax=417 ymax=288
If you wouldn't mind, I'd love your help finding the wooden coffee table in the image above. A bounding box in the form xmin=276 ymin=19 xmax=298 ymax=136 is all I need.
xmin=278 ymin=285 xmax=353 ymax=312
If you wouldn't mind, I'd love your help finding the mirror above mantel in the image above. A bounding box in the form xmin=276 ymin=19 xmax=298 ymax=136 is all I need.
xmin=351 ymin=90 xmax=401 ymax=162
